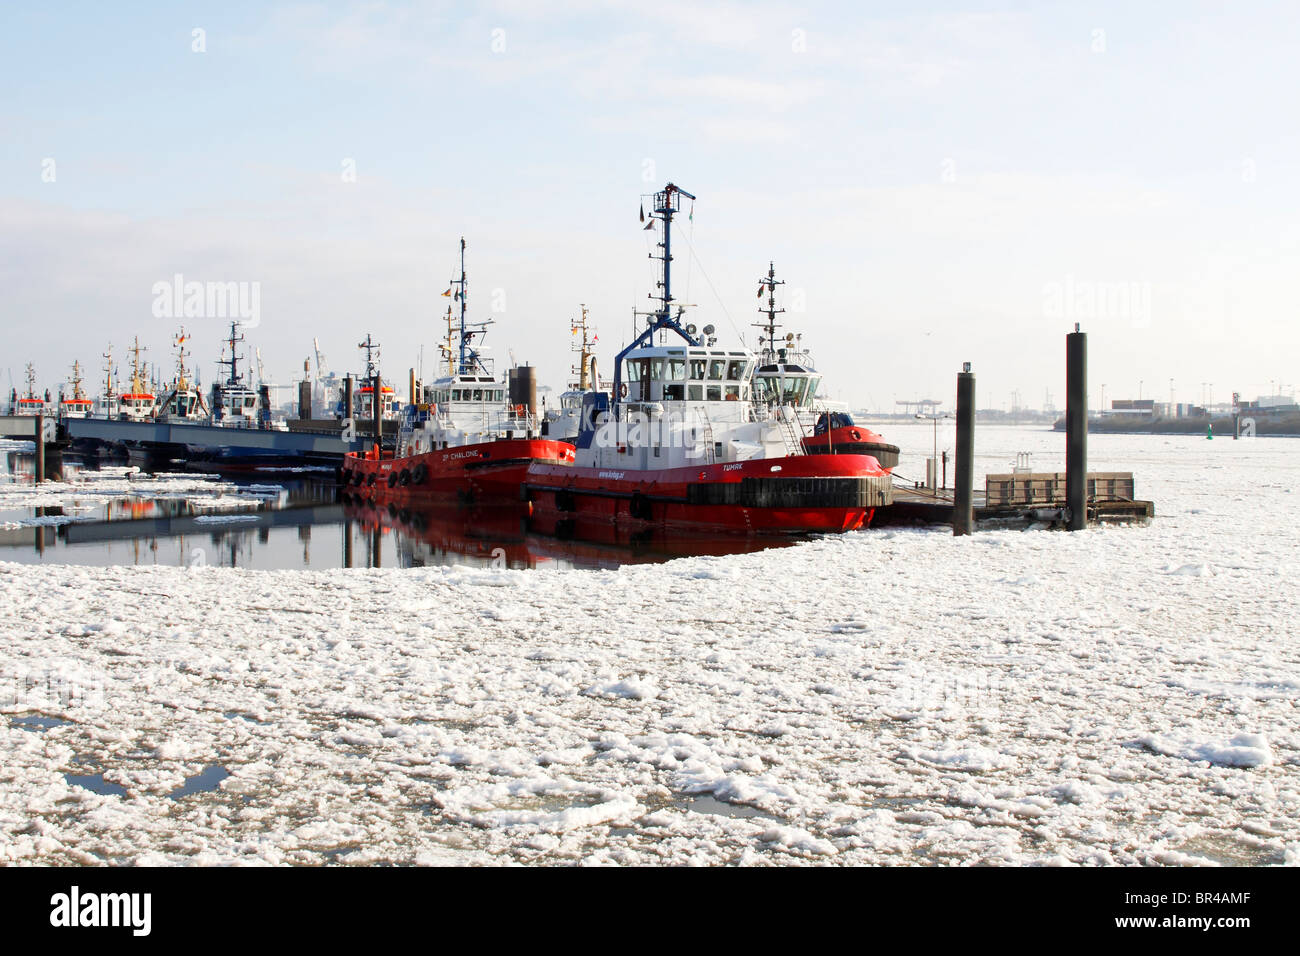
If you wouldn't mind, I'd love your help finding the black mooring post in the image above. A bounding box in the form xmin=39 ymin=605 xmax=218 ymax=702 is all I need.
xmin=34 ymin=413 xmax=45 ymax=485
xmin=1066 ymin=326 xmax=1087 ymax=530
xmin=953 ymin=363 xmax=974 ymax=536
xmin=343 ymin=376 xmax=354 ymax=422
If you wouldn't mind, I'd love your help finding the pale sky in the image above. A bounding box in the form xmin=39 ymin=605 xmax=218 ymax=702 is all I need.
xmin=3 ymin=1 xmax=1298 ymax=411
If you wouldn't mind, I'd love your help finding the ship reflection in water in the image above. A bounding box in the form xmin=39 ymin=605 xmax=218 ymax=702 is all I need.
xmin=2 ymin=453 xmax=799 ymax=570
xmin=341 ymin=499 xmax=797 ymax=571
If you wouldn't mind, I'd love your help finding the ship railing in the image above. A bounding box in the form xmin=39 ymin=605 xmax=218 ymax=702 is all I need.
xmin=452 ymin=404 xmax=540 ymax=437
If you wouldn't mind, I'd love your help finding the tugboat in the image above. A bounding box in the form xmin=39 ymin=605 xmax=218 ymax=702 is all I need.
xmin=525 ymin=183 xmax=894 ymax=536
xmin=117 ymin=339 xmax=157 ymax=421
xmin=211 ymin=320 xmax=260 ymax=425
xmin=155 ymin=329 xmax=209 ymax=422
xmin=354 ymin=334 xmax=400 ymax=424
xmin=342 ymin=239 xmax=575 ymax=502
xmin=12 ymin=364 xmax=48 ymax=415
xmin=60 ymin=361 xmax=95 ymax=418
xmin=751 ymin=262 xmax=899 ymax=468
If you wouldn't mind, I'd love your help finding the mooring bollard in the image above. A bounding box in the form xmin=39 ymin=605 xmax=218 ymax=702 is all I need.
xmin=34 ymin=413 xmax=45 ymax=485
xmin=953 ymin=363 xmax=974 ymax=536
xmin=1066 ymin=325 xmax=1087 ymax=530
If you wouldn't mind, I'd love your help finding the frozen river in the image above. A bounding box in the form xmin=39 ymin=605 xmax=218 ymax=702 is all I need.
xmin=1 ymin=424 xmax=1297 ymax=865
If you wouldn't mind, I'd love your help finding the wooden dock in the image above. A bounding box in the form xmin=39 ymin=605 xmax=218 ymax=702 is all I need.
xmin=877 ymin=471 xmax=1154 ymax=527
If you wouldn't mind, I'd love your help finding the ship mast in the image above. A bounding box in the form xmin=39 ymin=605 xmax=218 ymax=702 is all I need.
xmin=753 ymin=261 xmax=785 ymax=361
xmin=446 ymin=238 xmax=493 ymax=376
xmin=128 ymin=337 xmax=149 ymax=393
xmin=571 ymin=304 xmax=595 ymax=390
xmin=23 ymin=363 xmax=36 ymax=400
xmin=439 ymin=304 xmax=456 ymax=375
xmin=612 ymin=182 xmax=700 ymax=416
xmin=173 ymin=328 xmax=191 ymax=389
xmin=70 ymin=360 xmax=87 ymax=401
xmin=102 ymin=346 xmax=115 ymax=400
xmin=358 ymin=333 xmax=380 ymax=383
xmin=217 ymin=320 xmax=245 ymax=387
xmin=358 ymin=333 xmax=382 ymax=419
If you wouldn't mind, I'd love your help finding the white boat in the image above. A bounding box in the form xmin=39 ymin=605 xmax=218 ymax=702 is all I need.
xmin=61 ymin=360 xmax=95 ymax=418
xmin=117 ymin=338 xmax=156 ymax=422
xmin=155 ymin=328 xmax=209 ymax=422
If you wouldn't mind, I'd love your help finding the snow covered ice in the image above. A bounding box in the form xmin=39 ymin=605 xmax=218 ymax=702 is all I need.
xmin=1 ymin=425 xmax=1297 ymax=865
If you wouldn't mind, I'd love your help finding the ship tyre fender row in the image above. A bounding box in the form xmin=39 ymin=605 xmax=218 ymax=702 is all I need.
xmin=387 ymin=471 xmax=398 ymax=488
xmin=412 ymin=462 xmax=428 ymax=485
xmin=366 ymin=472 xmax=377 ymax=486
xmin=399 ymin=469 xmax=411 ymax=487
xmin=555 ymin=488 xmax=577 ymax=512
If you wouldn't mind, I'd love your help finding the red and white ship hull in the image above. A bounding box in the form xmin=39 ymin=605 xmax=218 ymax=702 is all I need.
xmin=343 ymin=438 xmax=574 ymax=504
xmin=525 ymin=452 xmax=893 ymax=536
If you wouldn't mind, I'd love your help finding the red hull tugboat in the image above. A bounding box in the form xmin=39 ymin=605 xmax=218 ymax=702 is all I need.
xmin=749 ymin=261 xmax=900 ymax=467
xmin=343 ymin=239 xmax=575 ymax=504
xmin=525 ymin=183 xmax=894 ymax=537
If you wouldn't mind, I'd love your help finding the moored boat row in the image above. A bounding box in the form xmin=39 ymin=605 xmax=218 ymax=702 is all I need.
xmin=344 ymin=182 xmax=897 ymax=537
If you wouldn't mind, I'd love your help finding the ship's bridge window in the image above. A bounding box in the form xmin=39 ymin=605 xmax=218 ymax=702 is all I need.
xmin=727 ymin=360 xmax=746 ymax=381
xmin=663 ymin=358 xmax=687 ymax=401
xmin=689 ymin=358 xmax=707 ymax=381
xmin=472 ymin=389 xmax=483 ymax=401
xmin=245 ymin=396 xmax=256 ymax=408
xmin=708 ymin=359 xmax=726 ymax=381
xmin=623 ymin=358 xmax=654 ymax=401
